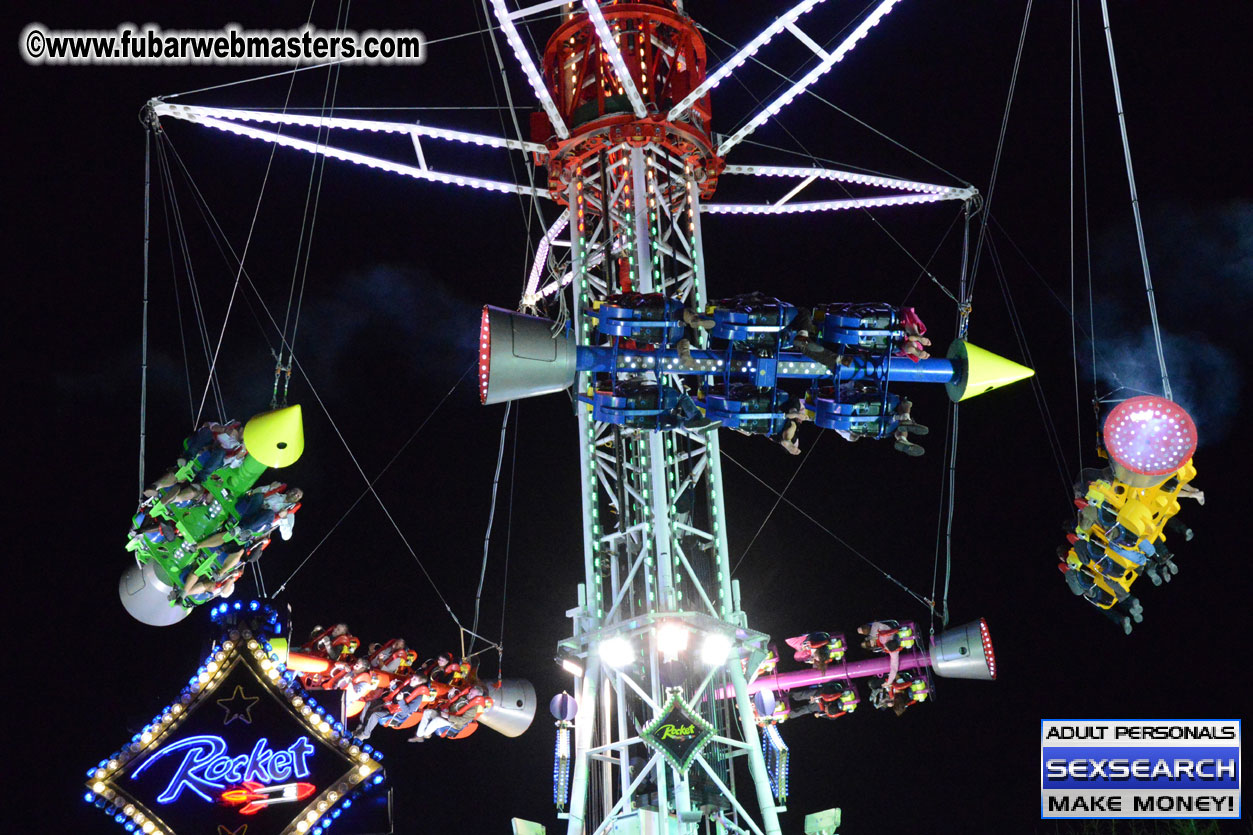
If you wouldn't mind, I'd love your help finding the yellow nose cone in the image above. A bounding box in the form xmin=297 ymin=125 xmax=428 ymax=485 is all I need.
xmin=945 ymin=340 xmax=1035 ymax=402
xmin=243 ymin=404 xmax=304 ymax=468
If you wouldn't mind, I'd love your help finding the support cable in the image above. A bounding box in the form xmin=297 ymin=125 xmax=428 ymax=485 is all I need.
xmin=701 ymin=34 xmax=957 ymax=301
xmin=160 ymin=133 xmax=276 ymax=392
xmin=159 ymin=126 xmax=468 ymax=629
xmin=278 ymin=0 xmax=353 ymax=408
xmin=1069 ymin=0 xmax=1084 ymax=466
xmin=476 ymin=0 xmax=548 ymax=279
xmin=470 ymin=400 xmax=512 ymax=653
xmin=1098 ymin=0 xmax=1171 ymax=401
xmin=186 ymin=0 xmax=313 ymax=424
xmin=273 ymin=362 xmax=473 ymax=598
xmin=156 ymin=137 xmax=226 ymax=419
xmin=927 ymin=392 xmax=954 ymax=634
xmin=939 ymin=405 xmax=958 ymax=627
xmin=936 ymin=206 xmax=976 ymax=627
xmin=987 ymin=230 xmax=1074 ymax=502
xmin=968 ymin=0 xmax=1033 ymax=301
xmin=497 ymin=403 xmax=520 ymax=676
xmin=154 ymin=140 xmax=198 ymax=423
xmin=139 ymin=125 xmax=152 ymax=497
xmin=988 ymin=215 xmax=1128 ymax=394
xmin=732 ymin=432 xmax=823 ymax=574
xmin=928 ymin=0 xmax=1033 ymax=619
xmin=697 ymin=18 xmax=969 ymax=185
xmin=1077 ymin=8 xmax=1099 ymax=409
xmin=900 ymin=206 xmax=964 ymax=305
xmin=192 ymin=115 xmax=285 ymax=424
xmin=722 ymin=448 xmax=932 ymax=610
xmin=280 ymin=351 xmax=467 ymax=632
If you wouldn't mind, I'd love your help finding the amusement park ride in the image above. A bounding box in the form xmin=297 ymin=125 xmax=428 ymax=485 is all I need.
xmin=89 ymin=2 xmax=1203 ymax=834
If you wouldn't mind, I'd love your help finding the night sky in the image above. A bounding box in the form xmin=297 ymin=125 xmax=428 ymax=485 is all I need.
xmin=13 ymin=2 xmax=1250 ymax=833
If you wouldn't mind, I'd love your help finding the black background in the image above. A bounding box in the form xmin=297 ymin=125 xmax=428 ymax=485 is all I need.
xmin=8 ymin=2 xmax=1249 ymax=833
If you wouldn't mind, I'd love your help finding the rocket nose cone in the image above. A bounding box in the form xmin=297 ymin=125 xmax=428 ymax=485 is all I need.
xmin=243 ymin=404 xmax=305 ymax=468
xmin=945 ymin=340 xmax=1035 ymax=402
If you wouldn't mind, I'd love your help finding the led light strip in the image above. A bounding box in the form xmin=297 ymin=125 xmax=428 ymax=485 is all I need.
xmin=703 ymin=191 xmax=955 ymax=215
xmin=524 ymin=211 xmax=571 ymax=300
xmin=582 ymin=0 xmax=648 ymax=118
xmin=170 ymin=113 xmax=549 ymax=198
xmin=668 ymin=0 xmax=829 ymax=120
xmin=979 ymin=618 xmax=997 ymax=680
xmin=717 ymin=0 xmax=902 ymax=157
xmin=154 ymin=102 xmax=547 ymax=154
xmin=488 ymin=0 xmax=570 ymax=139
xmin=723 ymin=163 xmax=976 ymax=198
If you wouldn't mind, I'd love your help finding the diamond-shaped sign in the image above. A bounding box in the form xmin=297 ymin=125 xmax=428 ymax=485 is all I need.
xmin=83 ymin=603 xmax=387 ymax=835
xmin=639 ymin=690 xmax=715 ymax=775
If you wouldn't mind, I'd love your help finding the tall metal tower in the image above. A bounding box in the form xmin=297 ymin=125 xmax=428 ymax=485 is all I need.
xmin=522 ymin=9 xmax=777 ymax=834
xmin=476 ymin=2 xmax=1008 ymax=833
xmin=483 ymin=3 xmax=969 ymax=833
xmin=520 ymin=5 xmax=783 ymax=833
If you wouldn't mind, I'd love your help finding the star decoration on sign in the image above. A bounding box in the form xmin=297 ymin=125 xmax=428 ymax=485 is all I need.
xmin=217 ymin=825 xmax=248 ymax=835
xmin=217 ymin=684 xmax=260 ymax=726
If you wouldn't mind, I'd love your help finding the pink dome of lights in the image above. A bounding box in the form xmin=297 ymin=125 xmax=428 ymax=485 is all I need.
xmin=1102 ymin=395 xmax=1197 ymax=476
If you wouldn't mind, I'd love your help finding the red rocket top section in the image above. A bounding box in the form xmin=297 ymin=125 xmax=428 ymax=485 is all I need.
xmin=1102 ymin=395 xmax=1197 ymax=476
xmin=534 ymin=1 xmax=722 ymax=199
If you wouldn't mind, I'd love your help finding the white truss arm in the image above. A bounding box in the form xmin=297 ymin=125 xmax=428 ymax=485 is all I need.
xmin=488 ymin=0 xmax=570 ymax=140
xmin=582 ymin=0 xmax=648 ymax=119
xmin=716 ymin=0 xmax=903 ymax=157
xmin=704 ymin=164 xmax=975 ymax=214
xmin=153 ymin=103 xmax=548 ymax=154
xmin=155 ymin=106 xmax=549 ymax=198
xmin=522 ymin=210 xmax=570 ymax=303
xmin=724 ymin=163 xmax=976 ymax=199
xmin=704 ymin=192 xmax=962 ymax=215
xmin=667 ymin=0 xmax=830 ymax=121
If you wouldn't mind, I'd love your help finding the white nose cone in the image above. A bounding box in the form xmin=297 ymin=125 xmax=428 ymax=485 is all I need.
xmin=478 ymin=678 xmax=537 ymax=737
xmin=119 ymin=561 xmax=193 ymax=627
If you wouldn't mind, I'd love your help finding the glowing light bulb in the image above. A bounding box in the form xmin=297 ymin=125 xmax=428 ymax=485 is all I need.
xmin=701 ymin=633 xmax=734 ymax=666
xmin=657 ymin=622 xmax=690 ymax=658
xmin=598 ymin=637 xmax=635 ymax=669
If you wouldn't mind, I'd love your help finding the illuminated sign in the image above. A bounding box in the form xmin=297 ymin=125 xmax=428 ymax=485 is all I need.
xmin=640 ymin=690 xmax=715 ymax=774
xmin=132 ymin=734 xmax=315 ymax=803
xmin=84 ymin=601 xmax=389 ymax=835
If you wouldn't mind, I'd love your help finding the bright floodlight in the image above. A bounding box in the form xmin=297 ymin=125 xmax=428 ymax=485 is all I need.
xmin=803 ymin=808 xmax=842 ymax=835
xmin=555 ymin=649 xmax=584 ymax=678
xmin=656 ymin=622 xmax=691 ymax=658
xmin=599 ymin=637 xmax=634 ymax=669
xmin=700 ymin=633 xmax=734 ymax=666
xmin=1103 ymin=395 xmax=1197 ymax=487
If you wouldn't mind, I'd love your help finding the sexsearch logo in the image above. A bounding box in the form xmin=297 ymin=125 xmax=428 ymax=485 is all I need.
xmin=1040 ymin=720 xmax=1240 ymax=819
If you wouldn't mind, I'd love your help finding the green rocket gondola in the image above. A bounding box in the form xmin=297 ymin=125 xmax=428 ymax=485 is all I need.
xmin=120 ymin=404 xmax=304 ymax=626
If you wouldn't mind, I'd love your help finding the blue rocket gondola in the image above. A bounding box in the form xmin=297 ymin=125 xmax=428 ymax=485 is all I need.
xmin=818 ymin=302 xmax=905 ymax=351
xmin=709 ymin=299 xmax=797 ymax=345
xmin=809 ymin=384 xmax=902 ymax=438
xmin=591 ymin=294 xmax=685 ymax=344
xmin=702 ymin=383 xmax=790 ymax=432
xmin=592 ymin=381 xmax=681 ymax=429
xmin=479 ymin=305 xmax=1034 ymax=409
